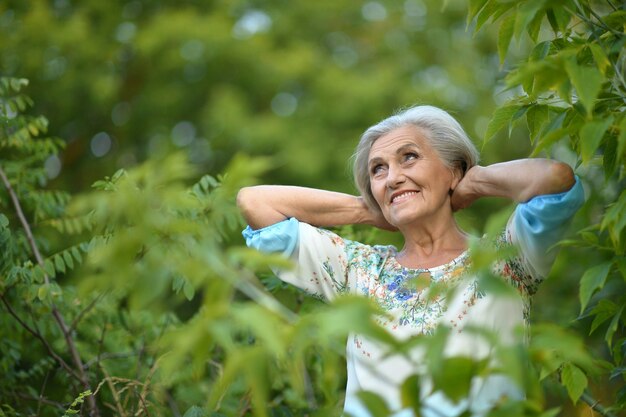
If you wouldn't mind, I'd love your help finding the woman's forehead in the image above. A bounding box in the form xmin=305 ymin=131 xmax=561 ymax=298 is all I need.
xmin=368 ymin=126 xmax=430 ymax=158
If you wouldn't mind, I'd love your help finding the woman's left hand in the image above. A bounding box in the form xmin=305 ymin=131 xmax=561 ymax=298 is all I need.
xmin=450 ymin=166 xmax=481 ymax=211
xmin=450 ymin=160 xmax=576 ymax=211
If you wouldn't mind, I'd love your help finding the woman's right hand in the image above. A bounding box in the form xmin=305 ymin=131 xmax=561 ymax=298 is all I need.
xmin=359 ymin=197 xmax=397 ymax=231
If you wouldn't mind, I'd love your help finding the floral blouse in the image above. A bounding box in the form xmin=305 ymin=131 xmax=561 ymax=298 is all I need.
xmin=243 ymin=178 xmax=584 ymax=417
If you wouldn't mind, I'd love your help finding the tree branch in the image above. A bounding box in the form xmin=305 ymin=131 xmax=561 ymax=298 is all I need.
xmin=563 ymin=4 xmax=626 ymax=108
xmin=84 ymin=351 xmax=140 ymax=370
xmin=15 ymin=392 xmax=66 ymax=410
xmin=98 ymin=367 xmax=127 ymax=417
xmin=95 ymin=317 xmax=108 ymax=371
xmin=36 ymin=370 xmax=52 ymax=417
xmin=581 ymin=391 xmax=618 ymax=417
xmin=166 ymin=390 xmax=182 ymax=417
xmin=0 ymin=165 xmax=100 ymax=417
xmin=0 ymin=294 xmax=81 ymax=382
xmin=570 ymin=0 xmax=623 ymax=36
xmin=0 ymin=168 xmax=47 ymax=276
xmin=70 ymin=292 xmax=106 ymax=332
xmin=605 ymin=0 xmax=618 ymax=11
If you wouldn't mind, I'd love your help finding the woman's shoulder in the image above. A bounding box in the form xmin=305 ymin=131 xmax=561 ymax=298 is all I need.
xmin=297 ymin=221 xmax=398 ymax=269
xmin=299 ymin=222 xmax=394 ymax=251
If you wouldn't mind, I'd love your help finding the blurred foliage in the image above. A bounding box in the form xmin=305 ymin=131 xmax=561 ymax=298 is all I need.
xmin=0 ymin=0 xmax=624 ymax=416
xmin=0 ymin=0 xmax=517 ymax=194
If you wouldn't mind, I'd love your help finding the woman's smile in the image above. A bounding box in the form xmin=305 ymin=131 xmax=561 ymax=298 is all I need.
xmin=390 ymin=190 xmax=420 ymax=204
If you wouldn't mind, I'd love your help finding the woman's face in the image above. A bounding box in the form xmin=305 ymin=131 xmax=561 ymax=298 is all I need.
xmin=368 ymin=125 xmax=461 ymax=227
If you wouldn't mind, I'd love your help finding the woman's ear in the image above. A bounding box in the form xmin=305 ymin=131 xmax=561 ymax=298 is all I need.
xmin=449 ymin=163 xmax=463 ymax=191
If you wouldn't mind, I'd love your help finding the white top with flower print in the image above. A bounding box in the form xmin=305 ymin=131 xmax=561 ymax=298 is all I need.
xmin=242 ymin=178 xmax=584 ymax=417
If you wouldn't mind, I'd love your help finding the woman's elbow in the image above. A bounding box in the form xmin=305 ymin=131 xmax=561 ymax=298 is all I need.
xmin=236 ymin=186 xmax=257 ymax=219
xmin=550 ymin=161 xmax=576 ymax=193
xmin=237 ymin=186 xmax=285 ymax=229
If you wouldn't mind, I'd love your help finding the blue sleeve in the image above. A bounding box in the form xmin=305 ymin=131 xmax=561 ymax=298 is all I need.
xmin=512 ymin=176 xmax=584 ymax=277
xmin=242 ymin=217 xmax=299 ymax=257
xmin=242 ymin=219 xmax=354 ymax=299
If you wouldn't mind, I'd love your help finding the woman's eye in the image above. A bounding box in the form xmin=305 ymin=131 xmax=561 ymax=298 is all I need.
xmin=404 ymin=152 xmax=418 ymax=161
xmin=371 ymin=165 xmax=385 ymax=175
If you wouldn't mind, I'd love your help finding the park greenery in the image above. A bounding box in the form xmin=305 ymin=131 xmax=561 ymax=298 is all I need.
xmin=0 ymin=0 xmax=624 ymax=416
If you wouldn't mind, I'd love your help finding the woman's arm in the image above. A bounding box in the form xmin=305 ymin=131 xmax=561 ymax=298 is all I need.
xmin=237 ymin=185 xmax=393 ymax=230
xmin=451 ymin=159 xmax=576 ymax=211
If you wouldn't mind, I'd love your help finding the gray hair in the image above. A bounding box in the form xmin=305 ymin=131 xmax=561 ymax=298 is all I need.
xmin=352 ymin=105 xmax=480 ymax=211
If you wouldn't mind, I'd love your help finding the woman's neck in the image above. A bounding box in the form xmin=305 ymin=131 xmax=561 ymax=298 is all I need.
xmin=396 ymin=218 xmax=468 ymax=269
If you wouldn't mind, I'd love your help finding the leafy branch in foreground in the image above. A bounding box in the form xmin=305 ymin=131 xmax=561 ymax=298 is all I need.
xmin=468 ymin=0 xmax=625 ymax=413
xmin=0 ymin=77 xmax=100 ymax=416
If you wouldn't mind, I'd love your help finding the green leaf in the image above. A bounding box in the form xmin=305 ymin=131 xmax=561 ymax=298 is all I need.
xmin=9 ymin=78 xmax=28 ymax=92
xmin=532 ymin=111 xmax=568 ymax=156
xmin=43 ymin=259 xmax=56 ymax=278
xmin=37 ymin=284 xmax=50 ymax=301
xmin=0 ymin=214 xmax=8 ymax=228
xmin=481 ymin=257 xmax=522 ymax=295
xmin=579 ymin=116 xmax=613 ymax=164
xmin=467 ymin=0 xmax=490 ymax=27
xmin=357 ymin=391 xmax=391 ymax=417
xmin=497 ymin=13 xmax=515 ymax=65
xmin=533 ymin=127 xmax=569 ymax=157
xmin=579 ymin=262 xmax=612 ymax=314
xmin=526 ymin=7 xmax=544 ymax=42
xmin=63 ymin=251 xmax=74 ymax=270
xmin=552 ymin=7 xmax=570 ymax=33
xmin=589 ymin=300 xmax=618 ymax=335
xmin=580 ymin=231 xmax=599 ymax=246
xmin=484 ymin=104 xmax=522 ymax=143
xmin=55 ymin=254 xmax=66 ymax=274
xmin=532 ymin=324 xmax=594 ymax=375
xmin=605 ymin=305 xmax=624 ymax=347
xmin=183 ymin=280 xmax=195 ymax=301
xmin=513 ymin=0 xmax=543 ymax=42
xmin=484 ymin=204 xmax=515 ymax=238
xmin=32 ymin=265 xmax=45 ymax=283
xmin=589 ymin=44 xmax=610 ymax=75
xmin=601 ymin=190 xmax=626 ymax=248
xmin=27 ymin=122 xmax=39 ymax=136
xmin=617 ymin=117 xmax=626 ymax=164
xmin=539 ymin=408 xmax=562 ymax=417
xmin=476 ymin=0 xmax=500 ymax=32
xmin=529 ymin=41 xmax=551 ymax=62
xmin=71 ymin=247 xmax=83 ymax=263
xmin=556 ymin=77 xmax=572 ymax=104
xmin=561 ymin=362 xmax=587 ymax=404
xmin=564 ymin=60 xmax=603 ymax=116
xmin=400 ymin=374 xmax=421 ymax=412
xmin=526 ymin=105 xmax=549 ymax=143
xmin=617 ymin=258 xmax=626 ymax=282
xmin=603 ymin=131 xmax=618 ymax=180
xmin=604 ymin=10 xmax=626 ymax=30
xmin=15 ymin=96 xmax=28 ymax=111
xmin=7 ymin=100 xmax=18 ymax=114
xmin=433 ymin=356 xmax=480 ymax=403
xmin=183 ymin=406 xmax=207 ymax=417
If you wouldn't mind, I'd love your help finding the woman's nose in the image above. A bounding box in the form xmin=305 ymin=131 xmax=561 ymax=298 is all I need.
xmin=386 ymin=166 xmax=405 ymax=188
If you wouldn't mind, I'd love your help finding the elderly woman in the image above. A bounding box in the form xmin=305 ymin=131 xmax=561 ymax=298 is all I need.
xmin=237 ymin=105 xmax=584 ymax=417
